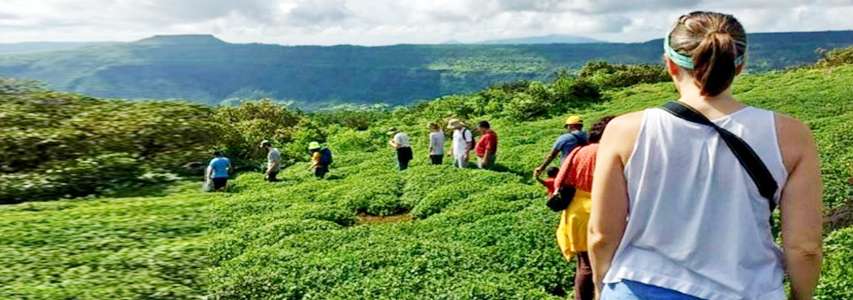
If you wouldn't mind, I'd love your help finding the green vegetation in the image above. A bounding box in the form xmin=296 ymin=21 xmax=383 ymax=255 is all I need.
xmin=0 ymin=49 xmax=851 ymax=299
xmin=0 ymin=31 xmax=851 ymax=108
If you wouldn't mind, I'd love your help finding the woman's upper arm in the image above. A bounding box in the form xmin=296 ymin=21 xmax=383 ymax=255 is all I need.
xmin=776 ymin=114 xmax=823 ymax=252
xmin=590 ymin=112 xmax=642 ymax=236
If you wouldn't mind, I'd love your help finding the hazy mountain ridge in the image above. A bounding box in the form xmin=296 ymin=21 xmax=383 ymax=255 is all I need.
xmin=0 ymin=30 xmax=851 ymax=108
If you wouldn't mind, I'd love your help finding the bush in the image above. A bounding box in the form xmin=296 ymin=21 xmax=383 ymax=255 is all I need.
xmin=579 ymin=60 xmax=669 ymax=90
xmin=815 ymin=226 xmax=853 ymax=299
xmin=0 ymin=153 xmax=144 ymax=203
xmin=816 ymin=46 xmax=853 ymax=68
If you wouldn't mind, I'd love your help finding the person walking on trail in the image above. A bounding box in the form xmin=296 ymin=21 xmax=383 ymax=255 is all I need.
xmin=260 ymin=140 xmax=281 ymax=182
xmin=206 ymin=151 xmax=232 ymax=192
xmin=447 ymin=119 xmax=474 ymax=168
xmin=535 ymin=166 xmax=559 ymax=196
xmin=589 ymin=11 xmax=822 ymax=300
xmin=308 ymin=141 xmax=333 ymax=179
xmin=533 ymin=115 xmax=587 ymax=177
xmin=474 ymin=120 xmax=498 ymax=169
xmin=388 ymin=128 xmax=413 ymax=171
xmin=428 ymin=123 xmax=445 ymax=165
xmin=551 ymin=116 xmax=614 ymax=300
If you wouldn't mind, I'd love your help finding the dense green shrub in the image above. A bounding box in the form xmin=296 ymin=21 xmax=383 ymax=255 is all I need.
xmin=815 ymin=226 xmax=853 ymax=299
xmin=816 ymin=46 xmax=853 ymax=68
xmin=579 ymin=60 xmax=670 ymax=90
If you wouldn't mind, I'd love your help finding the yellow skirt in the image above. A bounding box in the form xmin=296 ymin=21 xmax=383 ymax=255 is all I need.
xmin=556 ymin=190 xmax=592 ymax=260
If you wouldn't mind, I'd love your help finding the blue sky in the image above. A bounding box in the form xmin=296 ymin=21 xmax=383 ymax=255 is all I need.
xmin=1 ymin=0 xmax=852 ymax=45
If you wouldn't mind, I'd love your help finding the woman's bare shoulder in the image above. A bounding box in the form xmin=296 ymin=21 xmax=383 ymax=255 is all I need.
xmin=600 ymin=111 xmax=646 ymax=162
xmin=774 ymin=112 xmax=816 ymax=173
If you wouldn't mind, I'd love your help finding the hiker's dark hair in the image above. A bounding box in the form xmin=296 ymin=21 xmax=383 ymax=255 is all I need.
xmin=546 ymin=166 xmax=559 ymax=178
xmin=213 ymin=151 xmax=223 ymax=156
xmin=669 ymin=11 xmax=747 ymax=96
xmin=589 ymin=116 xmax=616 ymax=143
xmin=478 ymin=120 xmax=490 ymax=129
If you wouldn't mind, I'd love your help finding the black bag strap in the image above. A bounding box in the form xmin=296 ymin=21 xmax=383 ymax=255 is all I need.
xmin=661 ymin=101 xmax=779 ymax=213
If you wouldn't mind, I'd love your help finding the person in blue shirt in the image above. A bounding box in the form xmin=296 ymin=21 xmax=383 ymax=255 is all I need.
xmin=206 ymin=151 xmax=232 ymax=191
xmin=534 ymin=115 xmax=588 ymax=177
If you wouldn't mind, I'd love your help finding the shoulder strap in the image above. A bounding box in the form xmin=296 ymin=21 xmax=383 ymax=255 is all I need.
xmin=661 ymin=101 xmax=779 ymax=213
xmin=569 ymin=131 xmax=588 ymax=146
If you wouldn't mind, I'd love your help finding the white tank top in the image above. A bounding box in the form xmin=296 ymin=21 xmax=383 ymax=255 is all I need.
xmin=605 ymin=106 xmax=788 ymax=300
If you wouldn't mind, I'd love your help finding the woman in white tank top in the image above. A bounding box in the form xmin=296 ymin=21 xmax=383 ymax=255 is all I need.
xmin=588 ymin=11 xmax=823 ymax=300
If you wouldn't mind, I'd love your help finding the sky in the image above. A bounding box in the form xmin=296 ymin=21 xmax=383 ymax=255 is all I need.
xmin=1 ymin=0 xmax=852 ymax=45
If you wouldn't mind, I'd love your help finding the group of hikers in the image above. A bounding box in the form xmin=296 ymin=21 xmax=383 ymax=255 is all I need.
xmin=387 ymin=118 xmax=498 ymax=170
xmin=202 ymin=11 xmax=823 ymax=300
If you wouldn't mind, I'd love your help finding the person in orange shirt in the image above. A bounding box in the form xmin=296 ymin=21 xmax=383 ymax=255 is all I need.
xmin=553 ymin=116 xmax=614 ymax=300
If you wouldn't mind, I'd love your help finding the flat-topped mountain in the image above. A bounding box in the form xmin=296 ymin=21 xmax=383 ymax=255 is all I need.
xmin=133 ymin=34 xmax=227 ymax=46
xmin=0 ymin=31 xmax=852 ymax=108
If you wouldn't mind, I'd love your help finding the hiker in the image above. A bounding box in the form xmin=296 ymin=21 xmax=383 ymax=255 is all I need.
xmin=533 ymin=115 xmax=587 ymax=177
xmin=260 ymin=140 xmax=281 ymax=182
xmin=447 ymin=119 xmax=474 ymax=168
xmin=206 ymin=151 xmax=232 ymax=192
xmin=428 ymin=123 xmax=445 ymax=165
xmin=552 ymin=116 xmax=614 ymax=300
xmin=308 ymin=141 xmax=333 ymax=179
xmin=535 ymin=166 xmax=560 ymax=196
xmin=474 ymin=120 xmax=498 ymax=169
xmin=388 ymin=127 xmax=413 ymax=171
xmin=589 ymin=11 xmax=822 ymax=300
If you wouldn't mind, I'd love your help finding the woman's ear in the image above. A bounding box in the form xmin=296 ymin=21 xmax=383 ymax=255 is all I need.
xmin=665 ymin=58 xmax=680 ymax=77
xmin=735 ymin=62 xmax=745 ymax=76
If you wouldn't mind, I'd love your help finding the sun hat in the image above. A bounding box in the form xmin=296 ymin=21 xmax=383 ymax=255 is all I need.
xmin=565 ymin=115 xmax=583 ymax=126
xmin=259 ymin=140 xmax=271 ymax=148
xmin=308 ymin=141 xmax=321 ymax=150
xmin=447 ymin=118 xmax=463 ymax=129
xmin=386 ymin=127 xmax=398 ymax=136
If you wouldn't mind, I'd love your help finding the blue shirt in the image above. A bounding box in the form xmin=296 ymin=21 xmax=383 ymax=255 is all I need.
xmin=209 ymin=157 xmax=230 ymax=179
xmin=553 ymin=130 xmax=588 ymax=162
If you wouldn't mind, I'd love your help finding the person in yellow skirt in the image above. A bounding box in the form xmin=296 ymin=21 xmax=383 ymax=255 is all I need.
xmin=552 ymin=116 xmax=614 ymax=300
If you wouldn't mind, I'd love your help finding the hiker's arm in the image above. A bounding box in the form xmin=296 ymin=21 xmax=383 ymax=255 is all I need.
xmin=535 ymin=149 xmax=560 ymax=176
xmin=779 ymin=117 xmax=823 ymax=300
xmin=205 ymin=166 xmax=212 ymax=180
xmin=589 ymin=116 xmax=634 ymax=295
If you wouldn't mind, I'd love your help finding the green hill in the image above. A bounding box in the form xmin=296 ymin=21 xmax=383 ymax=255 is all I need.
xmin=0 ymin=31 xmax=851 ymax=108
xmin=1 ymin=51 xmax=851 ymax=298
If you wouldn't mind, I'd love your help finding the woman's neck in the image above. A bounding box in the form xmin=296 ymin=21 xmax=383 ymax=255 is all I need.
xmin=676 ymin=81 xmax=745 ymax=119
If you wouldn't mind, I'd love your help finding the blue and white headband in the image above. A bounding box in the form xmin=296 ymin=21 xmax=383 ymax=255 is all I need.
xmin=664 ymin=33 xmax=745 ymax=70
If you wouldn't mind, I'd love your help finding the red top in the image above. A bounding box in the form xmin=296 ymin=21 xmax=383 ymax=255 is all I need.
xmin=541 ymin=178 xmax=556 ymax=195
xmin=475 ymin=130 xmax=498 ymax=158
xmin=554 ymin=144 xmax=598 ymax=193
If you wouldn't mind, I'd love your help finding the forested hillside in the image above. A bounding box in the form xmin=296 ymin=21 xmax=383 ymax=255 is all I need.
xmin=0 ymin=31 xmax=851 ymax=108
xmin=0 ymin=47 xmax=851 ymax=299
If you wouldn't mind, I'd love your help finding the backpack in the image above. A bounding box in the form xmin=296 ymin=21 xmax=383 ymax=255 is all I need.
xmin=319 ymin=148 xmax=333 ymax=166
xmin=463 ymin=129 xmax=474 ymax=151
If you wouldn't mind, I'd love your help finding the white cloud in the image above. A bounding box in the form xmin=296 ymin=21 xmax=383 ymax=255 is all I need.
xmin=0 ymin=0 xmax=851 ymax=45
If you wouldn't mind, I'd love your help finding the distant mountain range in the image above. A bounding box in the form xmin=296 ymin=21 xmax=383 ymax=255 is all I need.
xmin=1 ymin=31 xmax=852 ymax=108
xmin=478 ymin=34 xmax=603 ymax=44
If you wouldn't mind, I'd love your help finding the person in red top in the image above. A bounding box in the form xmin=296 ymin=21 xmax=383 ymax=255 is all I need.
xmin=475 ymin=120 xmax=498 ymax=169
xmin=552 ymin=115 xmax=614 ymax=300
xmin=536 ymin=166 xmax=560 ymax=195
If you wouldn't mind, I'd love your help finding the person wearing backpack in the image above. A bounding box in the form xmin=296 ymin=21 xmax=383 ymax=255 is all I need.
xmin=447 ymin=119 xmax=474 ymax=168
xmin=308 ymin=141 xmax=333 ymax=179
xmin=589 ymin=11 xmax=822 ymax=300
xmin=533 ymin=115 xmax=587 ymax=177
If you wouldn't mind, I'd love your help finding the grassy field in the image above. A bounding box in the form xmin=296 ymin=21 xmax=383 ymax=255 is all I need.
xmin=1 ymin=64 xmax=851 ymax=299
